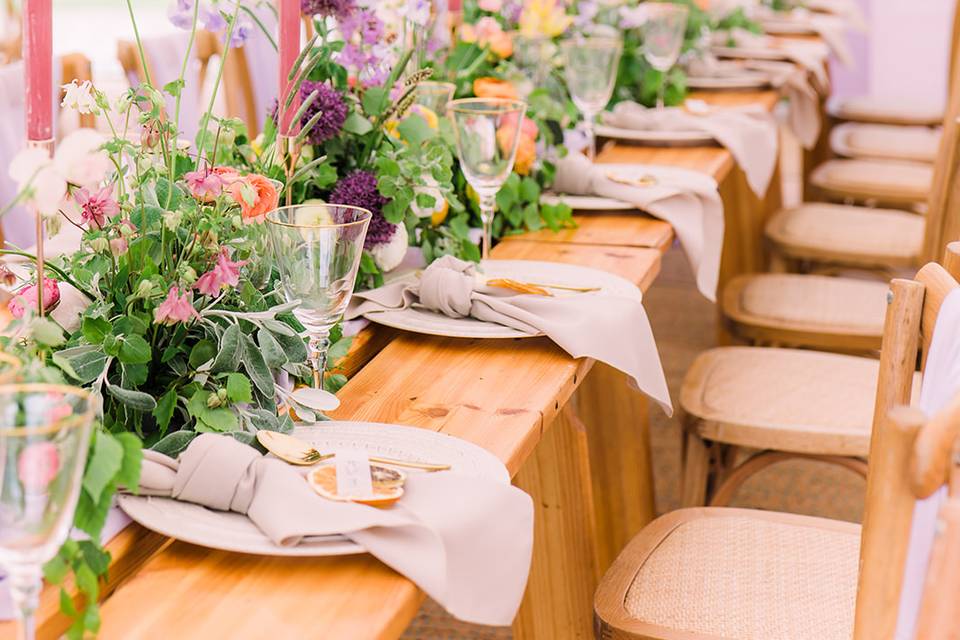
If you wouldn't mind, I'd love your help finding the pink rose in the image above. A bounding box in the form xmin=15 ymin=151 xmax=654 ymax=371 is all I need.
xmin=18 ymin=442 xmax=60 ymax=491
xmin=8 ymin=278 xmax=61 ymax=318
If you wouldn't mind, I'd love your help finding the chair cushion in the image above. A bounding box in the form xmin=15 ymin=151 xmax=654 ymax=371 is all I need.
xmin=680 ymin=346 xmax=906 ymax=455
xmin=618 ymin=508 xmax=860 ymax=640
xmin=830 ymin=122 xmax=941 ymax=163
xmin=810 ymin=159 xmax=933 ymax=204
xmin=725 ymin=273 xmax=889 ymax=341
xmin=765 ymin=202 xmax=924 ymax=265
xmin=828 ymin=95 xmax=944 ymax=126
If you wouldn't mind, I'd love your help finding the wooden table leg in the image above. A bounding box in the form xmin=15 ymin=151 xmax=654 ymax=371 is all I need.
xmin=572 ymin=362 xmax=657 ymax=576
xmin=512 ymin=406 xmax=599 ymax=640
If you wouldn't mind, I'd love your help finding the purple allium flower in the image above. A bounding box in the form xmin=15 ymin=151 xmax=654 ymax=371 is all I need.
xmin=329 ymin=170 xmax=393 ymax=249
xmin=199 ymin=3 xmax=226 ymax=31
xmin=298 ymin=80 xmax=348 ymax=144
xmin=227 ymin=18 xmax=252 ymax=48
xmin=340 ymin=8 xmax=383 ymax=44
xmin=167 ymin=0 xmax=195 ymax=29
xmin=301 ymin=0 xmax=355 ymax=19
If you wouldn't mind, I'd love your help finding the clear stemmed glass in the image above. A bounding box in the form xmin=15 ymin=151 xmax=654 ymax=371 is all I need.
xmin=414 ymin=81 xmax=456 ymax=115
xmin=0 ymin=384 xmax=96 ymax=640
xmin=512 ymin=33 xmax=556 ymax=94
xmin=447 ymin=98 xmax=527 ymax=259
xmin=561 ymin=35 xmax=623 ymax=160
xmin=266 ymin=204 xmax=371 ymax=389
xmin=641 ymin=2 xmax=689 ymax=111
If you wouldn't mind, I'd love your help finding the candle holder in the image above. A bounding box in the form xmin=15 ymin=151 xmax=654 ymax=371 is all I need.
xmin=274 ymin=134 xmax=301 ymax=208
xmin=26 ymin=138 xmax=54 ymax=318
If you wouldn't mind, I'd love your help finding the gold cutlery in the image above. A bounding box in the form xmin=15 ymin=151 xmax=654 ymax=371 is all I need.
xmin=606 ymin=172 xmax=659 ymax=188
xmin=486 ymin=278 xmax=601 ymax=296
xmin=257 ymin=430 xmax=452 ymax=472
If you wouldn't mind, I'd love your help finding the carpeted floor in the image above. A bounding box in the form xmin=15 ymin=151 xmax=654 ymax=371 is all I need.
xmin=400 ymin=132 xmax=865 ymax=639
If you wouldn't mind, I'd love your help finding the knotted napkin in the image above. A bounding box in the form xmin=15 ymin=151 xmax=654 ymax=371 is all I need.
xmin=136 ymin=432 xmax=534 ymax=626
xmin=748 ymin=59 xmax=822 ymax=149
xmin=715 ymin=28 xmax=831 ymax=92
xmin=347 ymin=254 xmax=672 ymax=414
xmin=602 ymin=101 xmax=778 ymax=197
xmin=551 ymin=153 xmax=723 ymax=303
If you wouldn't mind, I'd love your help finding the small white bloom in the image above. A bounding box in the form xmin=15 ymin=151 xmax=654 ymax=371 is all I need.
xmin=60 ymin=80 xmax=100 ymax=115
xmin=370 ymin=223 xmax=409 ymax=272
xmin=8 ymin=147 xmax=67 ymax=216
xmin=53 ymin=129 xmax=111 ymax=189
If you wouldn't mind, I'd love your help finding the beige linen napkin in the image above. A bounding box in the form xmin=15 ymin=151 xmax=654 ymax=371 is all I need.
xmin=137 ymin=433 xmax=534 ymax=626
xmin=805 ymin=0 xmax=867 ymax=31
xmin=745 ymin=59 xmax=822 ymax=149
xmin=347 ymin=254 xmax=672 ymax=414
xmin=716 ymin=28 xmax=830 ymax=91
xmin=552 ymin=153 xmax=723 ymax=303
xmin=602 ymin=100 xmax=778 ymax=197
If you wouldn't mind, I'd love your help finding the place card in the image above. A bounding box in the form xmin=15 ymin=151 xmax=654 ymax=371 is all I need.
xmin=335 ymin=450 xmax=374 ymax=499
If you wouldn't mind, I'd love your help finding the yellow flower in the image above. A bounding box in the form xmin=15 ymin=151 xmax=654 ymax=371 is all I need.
xmin=519 ymin=0 xmax=573 ymax=38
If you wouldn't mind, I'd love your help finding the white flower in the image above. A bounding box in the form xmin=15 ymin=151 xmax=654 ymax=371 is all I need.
xmin=8 ymin=147 xmax=67 ymax=216
xmin=370 ymin=223 xmax=409 ymax=272
xmin=54 ymin=129 xmax=111 ymax=189
xmin=60 ymin=80 xmax=100 ymax=115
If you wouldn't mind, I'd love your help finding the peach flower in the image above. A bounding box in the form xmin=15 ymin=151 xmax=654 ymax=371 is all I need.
xmin=512 ymin=135 xmax=537 ymax=176
xmin=473 ymin=77 xmax=519 ymax=100
xmin=229 ymin=174 xmax=279 ymax=225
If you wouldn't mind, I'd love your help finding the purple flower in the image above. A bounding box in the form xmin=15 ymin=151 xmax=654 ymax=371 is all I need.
xmin=227 ymin=18 xmax=252 ymax=48
xmin=329 ymin=170 xmax=393 ymax=249
xmin=74 ymin=185 xmax=119 ymax=229
xmin=167 ymin=0 xmax=194 ymax=29
xmin=298 ymin=81 xmax=348 ymax=144
xmin=199 ymin=3 xmax=226 ymax=31
xmin=301 ymin=0 xmax=355 ymax=19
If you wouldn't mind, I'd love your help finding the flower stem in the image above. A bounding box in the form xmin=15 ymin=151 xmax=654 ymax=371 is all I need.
xmin=195 ymin=6 xmax=241 ymax=171
xmin=166 ymin=0 xmax=201 ymax=210
xmin=0 ymin=250 xmax=92 ymax=297
xmin=124 ymin=0 xmax=153 ymax=87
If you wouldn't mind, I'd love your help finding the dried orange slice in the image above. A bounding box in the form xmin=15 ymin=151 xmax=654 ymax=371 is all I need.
xmin=307 ymin=465 xmax=405 ymax=508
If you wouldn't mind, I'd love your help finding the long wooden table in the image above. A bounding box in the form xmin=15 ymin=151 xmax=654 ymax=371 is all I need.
xmin=0 ymin=85 xmax=796 ymax=639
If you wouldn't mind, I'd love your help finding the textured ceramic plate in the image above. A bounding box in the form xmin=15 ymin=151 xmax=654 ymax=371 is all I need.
xmin=542 ymin=163 xmax=717 ymax=212
xmin=595 ymin=122 xmax=715 ymax=146
xmin=686 ymin=71 xmax=772 ymax=90
xmin=362 ymin=259 xmax=642 ymax=339
xmin=119 ymin=421 xmax=510 ymax=557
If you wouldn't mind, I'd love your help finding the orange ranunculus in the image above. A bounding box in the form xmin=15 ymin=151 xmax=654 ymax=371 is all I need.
xmin=488 ymin=30 xmax=513 ymax=58
xmin=473 ymin=77 xmax=519 ymax=100
xmin=501 ymin=111 xmax=538 ymax=141
xmin=512 ymin=135 xmax=537 ymax=176
xmin=229 ymin=174 xmax=279 ymax=225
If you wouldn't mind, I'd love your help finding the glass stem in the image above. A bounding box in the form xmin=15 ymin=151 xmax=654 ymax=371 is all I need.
xmin=583 ymin=115 xmax=597 ymax=161
xmin=309 ymin=333 xmax=330 ymax=390
xmin=656 ymin=79 xmax=666 ymax=111
xmin=479 ymin=194 xmax=496 ymax=260
xmin=8 ymin=564 xmax=41 ymax=640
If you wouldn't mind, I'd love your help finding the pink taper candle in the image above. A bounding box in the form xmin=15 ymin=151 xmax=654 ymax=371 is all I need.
xmin=23 ymin=0 xmax=53 ymax=141
xmin=278 ymin=0 xmax=301 ymax=136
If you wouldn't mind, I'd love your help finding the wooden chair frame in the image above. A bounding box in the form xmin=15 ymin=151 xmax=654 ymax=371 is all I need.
xmin=596 ymin=243 xmax=960 ymax=640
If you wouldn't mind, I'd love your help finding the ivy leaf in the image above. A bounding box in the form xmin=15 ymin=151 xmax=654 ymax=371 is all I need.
xmin=199 ymin=408 xmax=239 ymax=432
xmin=82 ymin=432 xmax=123 ymax=504
xmin=106 ymin=382 xmax=157 ymax=412
xmin=153 ymin=388 xmax=178 ymax=435
xmin=81 ymin=317 xmax=112 ymax=344
xmin=226 ymin=373 xmax=253 ymax=403
xmin=113 ymin=432 xmax=143 ymax=491
xmin=118 ymin=334 xmax=152 ymax=365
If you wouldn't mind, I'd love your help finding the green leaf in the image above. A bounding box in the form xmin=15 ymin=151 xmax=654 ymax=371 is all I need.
xmin=199 ymin=408 xmax=238 ymax=432
xmin=153 ymin=388 xmax=178 ymax=434
xmin=226 ymin=373 xmax=253 ymax=403
xmin=261 ymin=319 xmax=297 ymax=336
xmin=342 ymin=111 xmax=374 ymax=135
xmin=163 ymin=78 xmax=184 ymax=98
xmin=274 ymin=330 xmax=308 ymax=364
xmin=519 ymin=177 xmax=541 ymax=202
xmin=121 ymin=362 xmax=148 ymax=388
xmin=75 ymin=564 xmax=99 ymax=601
xmin=43 ymin=553 xmax=69 ymax=584
xmin=188 ymin=339 xmax=217 ymax=369
xmin=211 ymin=324 xmax=242 ymax=373
xmin=151 ymin=431 xmax=197 ymax=457
xmin=81 ymin=317 xmax=112 ymax=344
xmin=118 ymin=334 xmax=151 ymax=364
xmin=396 ymin=114 xmax=434 ymax=146
xmin=55 ymin=346 xmax=109 ymax=384
xmin=361 ymin=86 xmax=389 ymax=117
xmin=257 ymin=328 xmax=287 ymax=368
xmin=83 ymin=431 xmax=123 ymax=504
xmin=31 ymin=317 xmax=65 ymax=347
xmin=242 ymin=335 xmax=275 ymax=396
xmin=74 ymin=481 xmax=114 ymax=536
xmin=106 ymin=382 xmax=157 ymax=412
xmin=114 ymin=432 xmax=143 ymax=491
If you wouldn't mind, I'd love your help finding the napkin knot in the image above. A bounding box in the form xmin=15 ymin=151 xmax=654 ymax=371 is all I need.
xmin=552 ymin=153 xmax=597 ymax=196
xmin=418 ymin=255 xmax=478 ymax=318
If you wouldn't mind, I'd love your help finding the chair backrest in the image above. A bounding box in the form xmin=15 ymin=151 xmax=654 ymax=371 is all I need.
xmin=853 ymin=242 xmax=960 ymax=639
xmin=922 ymin=36 xmax=960 ymax=262
xmin=913 ymin=478 xmax=960 ymax=638
xmin=1 ymin=0 xmax=20 ymax=65
xmin=950 ymin=0 xmax=960 ymax=94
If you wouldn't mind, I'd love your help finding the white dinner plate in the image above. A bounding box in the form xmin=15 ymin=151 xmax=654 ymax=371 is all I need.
xmin=360 ymin=259 xmax=642 ymax=339
xmin=595 ymin=122 xmax=716 ymax=147
xmin=119 ymin=421 xmax=510 ymax=557
xmin=760 ymin=17 xmax=818 ymax=36
xmin=542 ymin=162 xmax=717 ymax=212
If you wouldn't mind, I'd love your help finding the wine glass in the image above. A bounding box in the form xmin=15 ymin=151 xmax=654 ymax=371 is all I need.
xmin=266 ymin=204 xmax=371 ymax=389
xmin=641 ymin=2 xmax=689 ymax=111
xmin=561 ymin=35 xmax=623 ymax=160
xmin=0 ymin=384 xmax=96 ymax=640
xmin=512 ymin=33 xmax=556 ymax=94
xmin=447 ymin=98 xmax=528 ymax=259
xmin=414 ymin=81 xmax=456 ymax=116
